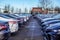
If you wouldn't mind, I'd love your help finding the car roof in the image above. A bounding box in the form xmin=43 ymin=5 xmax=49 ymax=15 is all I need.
xmin=0 ymin=14 xmax=16 ymax=19
xmin=4 ymin=14 xmax=18 ymax=19
xmin=42 ymin=20 xmax=60 ymax=25
xmin=42 ymin=18 xmax=58 ymax=22
xmin=0 ymin=15 xmax=11 ymax=18
xmin=0 ymin=17 xmax=18 ymax=22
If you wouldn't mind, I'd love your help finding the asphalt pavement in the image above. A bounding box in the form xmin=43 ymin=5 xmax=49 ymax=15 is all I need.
xmin=9 ymin=17 xmax=44 ymax=40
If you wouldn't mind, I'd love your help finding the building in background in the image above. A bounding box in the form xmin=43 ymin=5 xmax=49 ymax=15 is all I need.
xmin=31 ymin=7 xmax=42 ymax=14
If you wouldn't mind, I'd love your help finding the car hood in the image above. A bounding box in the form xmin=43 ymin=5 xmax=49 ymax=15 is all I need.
xmin=46 ymin=23 xmax=60 ymax=30
xmin=42 ymin=20 xmax=60 ymax=25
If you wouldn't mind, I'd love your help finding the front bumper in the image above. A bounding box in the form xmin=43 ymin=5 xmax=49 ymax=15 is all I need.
xmin=47 ymin=32 xmax=60 ymax=40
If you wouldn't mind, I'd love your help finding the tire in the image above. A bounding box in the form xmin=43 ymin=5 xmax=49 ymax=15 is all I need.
xmin=45 ymin=34 xmax=51 ymax=40
xmin=47 ymin=34 xmax=55 ymax=40
xmin=43 ymin=33 xmax=48 ymax=40
xmin=2 ymin=39 xmax=8 ymax=40
xmin=50 ymin=36 xmax=54 ymax=40
xmin=2 ymin=33 xmax=10 ymax=40
xmin=50 ymin=35 xmax=56 ymax=40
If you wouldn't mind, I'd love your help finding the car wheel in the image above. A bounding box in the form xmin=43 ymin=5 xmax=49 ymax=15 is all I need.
xmin=50 ymin=36 xmax=54 ymax=40
xmin=2 ymin=36 xmax=9 ymax=40
xmin=43 ymin=36 xmax=48 ymax=40
xmin=2 ymin=33 xmax=10 ymax=40
xmin=50 ymin=35 xmax=56 ymax=40
xmin=46 ymin=34 xmax=51 ymax=40
xmin=0 ymin=38 xmax=8 ymax=40
xmin=43 ymin=33 xmax=48 ymax=40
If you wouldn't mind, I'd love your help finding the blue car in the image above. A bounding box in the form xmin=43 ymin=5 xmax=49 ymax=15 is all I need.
xmin=42 ymin=19 xmax=60 ymax=29
xmin=0 ymin=21 xmax=10 ymax=40
xmin=45 ymin=23 xmax=60 ymax=40
xmin=42 ymin=18 xmax=58 ymax=22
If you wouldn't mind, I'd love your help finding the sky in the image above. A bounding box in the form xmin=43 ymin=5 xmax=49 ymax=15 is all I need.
xmin=0 ymin=0 xmax=38 ymax=10
xmin=0 ymin=0 xmax=60 ymax=11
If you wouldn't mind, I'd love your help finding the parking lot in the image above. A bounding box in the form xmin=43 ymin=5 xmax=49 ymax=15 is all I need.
xmin=0 ymin=13 xmax=60 ymax=40
xmin=1 ymin=0 xmax=60 ymax=40
xmin=9 ymin=17 xmax=44 ymax=40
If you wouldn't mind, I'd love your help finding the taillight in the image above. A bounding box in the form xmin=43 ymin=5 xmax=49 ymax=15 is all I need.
xmin=9 ymin=21 xmax=16 ymax=24
xmin=0 ymin=25 xmax=7 ymax=30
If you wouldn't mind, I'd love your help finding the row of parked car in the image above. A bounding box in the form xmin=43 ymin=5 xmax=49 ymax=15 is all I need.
xmin=35 ymin=13 xmax=60 ymax=40
xmin=0 ymin=13 xmax=31 ymax=40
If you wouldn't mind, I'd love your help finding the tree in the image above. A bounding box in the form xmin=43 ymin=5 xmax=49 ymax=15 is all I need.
xmin=16 ymin=8 xmax=19 ymax=13
xmin=24 ymin=8 xmax=28 ymax=13
xmin=4 ymin=5 xmax=10 ymax=13
xmin=4 ymin=5 xmax=7 ymax=11
xmin=11 ymin=7 xmax=14 ymax=13
xmin=39 ymin=0 xmax=52 ymax=9
xmin=19 ymin=9 xmax=21 ymax=13
xmin=29 ymin=8 xmax=32 ymax=13
xmin=54 ymin=6 xmax=60 ymax=13
xmin=4 ymin=5 xmax=8 ymax=13
xmin=7 ymin=5 xmax=10 ymax=13
xmin=0 ymin=8 xmax=1 ymax=13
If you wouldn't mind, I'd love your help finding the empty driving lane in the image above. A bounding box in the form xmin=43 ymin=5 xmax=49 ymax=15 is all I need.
xmin=9 ymin=17 xmax=44 ymax=40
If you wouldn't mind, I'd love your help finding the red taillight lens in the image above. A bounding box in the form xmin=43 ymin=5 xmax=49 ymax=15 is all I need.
xmin=0 ymin=25 xmax=7 ymax=30
xmin=9 ymin=21 xmax=16 ymax=24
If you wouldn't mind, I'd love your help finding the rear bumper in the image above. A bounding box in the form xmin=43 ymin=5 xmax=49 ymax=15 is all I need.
xmin=0 ymin=30 xmax=10 ymax=39
xmin=0 ymin=33 xmax=10 ymax=39
xmin=0 ymin=33 xmax=4 ymax=39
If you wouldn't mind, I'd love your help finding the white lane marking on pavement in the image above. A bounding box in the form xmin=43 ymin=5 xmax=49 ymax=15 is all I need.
xmin=31 ymin=22 xmax=35 ymax=40
xmin=31 ymin=27 xmax=34 ymax=40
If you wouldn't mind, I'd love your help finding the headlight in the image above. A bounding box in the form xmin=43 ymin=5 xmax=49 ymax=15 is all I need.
xmin=57 ymin=30 xmax=60 ymax=34
xmin=58 ymin=30 xmax=60 ymax=31
xmin=24 ymin=19 xmax=27 ymax=21
xmin=53 ymin=30 xmax=60 ymax=32
xmin=53 ymin=30 xmax=58 ymax=32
